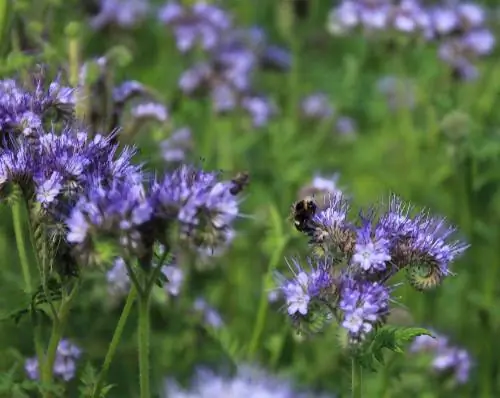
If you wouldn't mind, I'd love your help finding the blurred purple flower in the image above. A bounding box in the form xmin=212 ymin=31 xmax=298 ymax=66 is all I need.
xmin=193 ymin=297 xmax=224 ymax=328
xmin=411 ymin=331 xmax=472 ymax=385
xmin=161 ymin=127 xmax=193 ymax=163
xmin=90 ymin=0 xmax=150 ymax=30
xmin=25 ymin=339 xmax=81 ymax=382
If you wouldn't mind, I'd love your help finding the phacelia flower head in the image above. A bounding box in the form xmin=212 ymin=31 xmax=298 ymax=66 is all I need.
xmin=339 ymin=276 xmax=390 ymax=343
xmin=306 ymin=193 xmax=353 ymax=258
xmin=0 ymin=75 xmax=75 ymax=141
xmin=66 ymin=176 xmax=153 ymax=264
xmin=275 ymin=257 xmax=334 ymax=334
xmin=151 ymin=164 xmax=240 ymax=252
xmin=351 ymin=213 xmax=391 ymax=274
xmin=379 ymin=195 xmax=469 ymax=290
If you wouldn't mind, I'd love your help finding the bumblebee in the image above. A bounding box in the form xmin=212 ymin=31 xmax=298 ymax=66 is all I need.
xmin=291 ymin=196 xmax=317 ymax=233
xmin=229 ymin=171 xmax=250 ymax=195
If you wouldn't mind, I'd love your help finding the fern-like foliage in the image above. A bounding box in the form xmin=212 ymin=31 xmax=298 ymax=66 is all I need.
xmin=354 ymin=326 xmax=433 ymax=371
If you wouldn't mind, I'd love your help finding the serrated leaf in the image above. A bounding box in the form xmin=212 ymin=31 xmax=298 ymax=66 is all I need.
xmin=393 ymin=327 xmax=432 ymax=344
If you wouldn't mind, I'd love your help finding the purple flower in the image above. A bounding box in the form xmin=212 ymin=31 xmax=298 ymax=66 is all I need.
xmin=411 ymin=330 xmax=472 ymax=385
xmin=90 ymin=0 xmax=150 ymax=30
xmin=339 ymin=277 xmax=390 ymax=342
xmin=106 ymin=257 xmax=131 ymax=296
xmin=193 ymin=297 xmax=224 ymax=328
xmin=161 ymin=127 xmax=192 ymax=163
xmin=162 ymin=264 xmax=184 ymax=296
xmin=242 ymin=96 xmax=276 ymax=128
xmin=159 ymin=1 xmax=232 ymax=52
xmin=335 ymin=116 xmax=357 ymax=137
xmin=113 ymin=81 xmax=147 ymax=103
xmin=276 ymin=257 xmax=332 ymax=316
xmin=164 ymin=365 xmax=335 ymax=397
xmin=461 ymin=29 xmax=495 ymax=56
xmin=131 ymin=102 xmax=169 ymax=122
xmin=380 ymin=195 xmax=469 ymax=282
xmin=25 ymin=339 xmax=81 ymax=382
xmin=351 ymin=215 xmax=391 ymax=273
xmin=0 ymin=127 xmax=142 ymax=213
xmin=312 ymin=193 xmax=350 ymax=230
xmin=66 ymin=177 xmax=153 ymax=259
xmin=178 ymin=63 xmax=212 ymax=94
xmin=151 ymin=165 xmax=240 ymax=251
xmin=301 ymin=93 xmax=335 ymax=120
xmin=0 ymin=76 xmax=74 ymax=139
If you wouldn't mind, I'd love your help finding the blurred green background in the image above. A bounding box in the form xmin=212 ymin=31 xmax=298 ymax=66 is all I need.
xmin=1 ymin=0 xmax=500 ymax=397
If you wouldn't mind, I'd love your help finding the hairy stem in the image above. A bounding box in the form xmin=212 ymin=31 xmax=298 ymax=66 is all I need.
xmin=12 ymin=200 xmax=32 ymax=292
xmin=41 ymin=284 xmax=79 ymax=393
xmin=91 ymin=286 xmax=137 ymax=398
xmin=138 ymin=295 xmax=151 ymax=398
xmin=12 ymin=201 xmax=45 ymax=369
xmin=351 ymin=357 xmax=362 ymax=398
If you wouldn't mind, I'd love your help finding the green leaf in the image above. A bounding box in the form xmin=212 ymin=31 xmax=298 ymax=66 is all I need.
xmin=355 ymin=326 xmax=433 ymax=372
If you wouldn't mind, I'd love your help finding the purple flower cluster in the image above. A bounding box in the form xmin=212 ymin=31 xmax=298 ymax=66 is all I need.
xmin=339 ymin=278 xmax=390 ymax=342
xmin=0 ymin=76 xmax=74 ymax=141
xmin=275 ymin=193 xmax=468 ymax=342
xmin=411 ymin=331 xmax=472 ymax=385
xmin=25 ymin=339 xmax=82 ymax=382
xmin=164 ymin=365 xmax=335 ymax=398
xmin=65 ymin=162 xmax=240 ymax=265
xmin=159 ymin=2 xmax=232 ymax=52
xmin=160 ymin=2 xmax=290 ymax=128
xmin=327 ymin=0 xmax=495 ymax=79
xmin=90 ymin=0 xmax=150 ymax=30
xmin=0 ymin=74 xmax=243 ymax=280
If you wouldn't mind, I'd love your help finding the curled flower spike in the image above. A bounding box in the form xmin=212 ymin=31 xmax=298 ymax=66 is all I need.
xmin=380 ymin=194 xmax=469 ymax=290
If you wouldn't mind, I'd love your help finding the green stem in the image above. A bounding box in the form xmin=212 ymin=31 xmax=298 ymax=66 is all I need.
xmin=41 ymin=284 xmax=79 ymax=391
xmin=12 ymin=201 xmax=45 ymax=371
xmin=247 ymin=273 xmax=271 ymax=359
xmin=12 ymin=200 xmax=32 ymax=292
xmin=138 ymin=295 xmax=151 ymax=398
xmin=351 ymin=357 xmax=362 ymax=398
xmin=91 ymin=286 xmax=137 ymax=398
